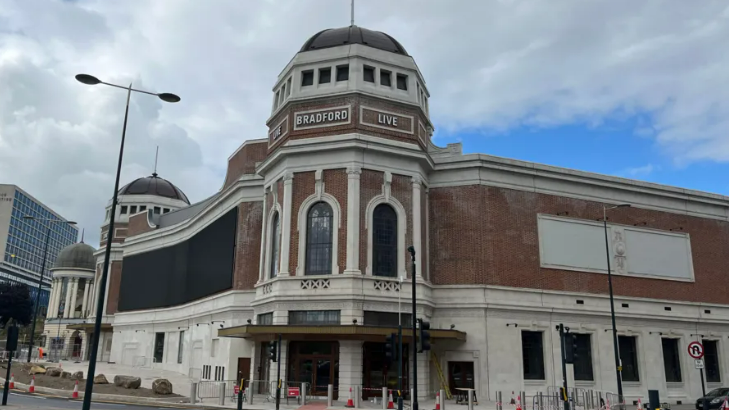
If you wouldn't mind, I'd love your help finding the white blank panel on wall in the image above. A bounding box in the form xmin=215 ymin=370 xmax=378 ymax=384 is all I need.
xmin=538 ymin=214 xmax=694 ymax=281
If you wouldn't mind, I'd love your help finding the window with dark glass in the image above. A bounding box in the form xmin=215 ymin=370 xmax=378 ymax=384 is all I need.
xmin=372 ymin=204 xmax=397 ymax=277
xmin=130 ymin=205 xmax=137 ymax=214
xmin=364 ymin=65 xmax=375 ymax=83
xmin=704 ymin=340 xmax=721 ymax=383
xmin=177 ymin=331 xmax=184 ymax=364
xmin=288 ymin=310 xmax=340 ymax=325
xmin=154 ymin=332 xmax=165 ymax=363
xmin=258 ymin=312 xmax=273 ymax=325
xmin=573 ymin=334 xmax=594 ymax=381
xmin=120 ymin=205 xmax=128 ymax=214
xmin=521 ymin=331 xmax=545 ymax=380
xmin=154 ymin=206 xmax=161 ymax=214
xmin=336 ymin=65 xmax=349 ymax=81
xmin=305 ymin=202 xmax=333 ymax=275
xmin=363 ymin=311 xmax=412 ymax=327
xmin=302 ymin=70 xmax=314 ymax=86
xmin=319 ymin=68 xmax=331 ymax=84
xmin=270 ymin=213 xmax=280 ymax=278
xmin=619 ymin=336 xmax=640 ymax=382
xmin=396 ymin=74 xmax=408 ymax=90
xmin=662 ymin=338 xmax=682 ymax=382
xmin=380 ymin=69 xmax=392 ymax=87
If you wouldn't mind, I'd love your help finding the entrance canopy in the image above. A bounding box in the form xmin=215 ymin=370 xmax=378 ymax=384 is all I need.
xmin=67 ymin=323 xmax=113 ymax=332
xmin=218 ymin=324 xmax=466 ymax=342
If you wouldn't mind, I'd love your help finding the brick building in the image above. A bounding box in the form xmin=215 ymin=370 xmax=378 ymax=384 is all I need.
xmin=74 ymin=25 xmax=729 ymax=404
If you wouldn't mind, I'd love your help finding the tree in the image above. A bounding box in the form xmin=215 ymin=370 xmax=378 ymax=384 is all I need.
xmin=0 ymin=281 xmax=33 ymax=327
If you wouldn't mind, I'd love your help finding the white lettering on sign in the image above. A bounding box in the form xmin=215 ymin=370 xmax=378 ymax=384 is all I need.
xmin=295 ymin=110 xmax=348 ymax=126
xmin=377 ymin=114 xmax=398 ymax=127
xmin=270 ymin=125 xmax=282 ymax=140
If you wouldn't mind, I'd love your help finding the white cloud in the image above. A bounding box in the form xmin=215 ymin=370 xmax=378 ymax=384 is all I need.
xmin=617 ymin=164 xmax=658 ymax=178
xmin=1 ymin=0 xmax=728 ymax=245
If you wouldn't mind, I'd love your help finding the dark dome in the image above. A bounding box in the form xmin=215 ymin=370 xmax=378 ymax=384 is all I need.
xmin=118 ymin=173 xmax=190 ymax=204
xmin=53 ymin=242 xmax=96 ymax=271
xmin=300 ymin=25 xmax=408 ymax=56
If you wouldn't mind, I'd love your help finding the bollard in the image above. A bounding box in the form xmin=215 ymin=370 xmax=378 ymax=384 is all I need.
xmin=190 ymin=382 xmax=197 ymax=405
xmin=383 ymin=387 xmax=388 ymax=410
xmin=328 ymin=384 xmax=334 ymax=408
xmin=468 ymin=389 xmax=474 ymax=410
xmin=247 ymin=386 xmax=254 ymax=405
xmin=219 ymin=383 xmax=226 ymax=406
xmin=538 ymin=392 xmax=544 ymax=410
xmin=497 ymin=391 xmax=503 ymax=410
xmin=301 ymin=382 xmax=307 ymax=406
xmin=411 ymin=389 xmax=415 ymax=407
xmin=356 ymin=386 xmax=362 ymax=408
xmin=440 ymin=389 xmax=447 ymax=410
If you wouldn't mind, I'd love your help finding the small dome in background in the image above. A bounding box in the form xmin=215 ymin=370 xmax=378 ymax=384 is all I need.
xmin=53 ymin=242 xmax=96 ymax=271
xmin=300 ymin=25 xmax=409 ymax=56
xmin=118 ymin=173 xmax=190 ymax=204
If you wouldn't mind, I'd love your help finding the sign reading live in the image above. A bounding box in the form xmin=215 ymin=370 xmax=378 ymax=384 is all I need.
xmin=269 ymin=117 xmax=289 ymax=142
xmin=294 ymin=106 xmax=350 ymax=130
xmin=360 ymin=106 xmax=414 ymax=134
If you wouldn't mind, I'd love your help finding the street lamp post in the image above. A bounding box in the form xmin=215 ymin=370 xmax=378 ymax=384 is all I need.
xmin=74 ymin=73 xmax=179 ymax=410
xmin=603 ymin=203 xmax=630 ymax=402
xmin=21 ymin=216 xmax=77 ymax=363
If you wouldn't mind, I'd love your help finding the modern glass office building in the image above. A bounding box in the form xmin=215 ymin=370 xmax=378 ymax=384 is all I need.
xmin=0 ymin=184 xmax=78 ymax=314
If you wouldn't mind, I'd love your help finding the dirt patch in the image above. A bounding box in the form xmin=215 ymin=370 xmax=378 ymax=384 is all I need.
xmin=2 ymin=362 xmax=182 ymax=398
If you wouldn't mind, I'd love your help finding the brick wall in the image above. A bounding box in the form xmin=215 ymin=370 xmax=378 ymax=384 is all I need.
xmin=391 ymin=174 xmax=413 ymax=278
xmin=429 ymin=184 xmax=729 ymax=304
xmin=233 ymin=201 xmax=263 ymax=290
xmin=267 ymin=94 xmax=429 ymax=151
xmin=324 ymin=169 xmax=348 ymax=274
xmin=222 ymin=140 xmax=268 ymax=190
xmin=127 ymin=212 xmax=155 ymax=237
xmin=100 ymin=222 xmax=128 ymax=247
xmin=105 ymin=260 xmax=123 ymax=315
xmin=290 ymin=171 xmax=316 ymax=273
xmin=359 ymin=170 xmax=382 ymax=272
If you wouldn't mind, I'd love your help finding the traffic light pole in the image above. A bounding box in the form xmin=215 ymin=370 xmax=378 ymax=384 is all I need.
xmin=558 ymin=324 xmax=569 ymax=410
xmin=275 ymin=334 xmax=282 ymax=410
xmin=408 ymin=246 xmax=418 ymax=410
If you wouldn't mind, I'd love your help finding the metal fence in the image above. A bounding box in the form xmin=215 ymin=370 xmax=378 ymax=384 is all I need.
xmin=196 ymin=380 xmax=316 ymax=405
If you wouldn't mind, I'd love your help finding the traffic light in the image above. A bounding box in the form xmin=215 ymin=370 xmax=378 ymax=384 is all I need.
xmin=565 ymin=334 xmax=578 ymax=364
xmin=385 ymin=333 xmax=398 ymax=362
xmin=417 ymin=318 xmax=431 ymax=353
xmin=268 ymin=340 xmax=278 ymax=362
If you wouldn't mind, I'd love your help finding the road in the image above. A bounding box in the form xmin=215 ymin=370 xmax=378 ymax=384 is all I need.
xmin=0 ymin=390 xmax=211 ymax=410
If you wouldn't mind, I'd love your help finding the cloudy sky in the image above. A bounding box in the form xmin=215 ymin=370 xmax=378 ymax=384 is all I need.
xmin=1 ymin=0 xmax=728 ymax=246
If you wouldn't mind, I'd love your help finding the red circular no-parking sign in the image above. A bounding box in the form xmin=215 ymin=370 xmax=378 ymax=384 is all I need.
xmin=688 ymin=341 xmax=704 ymax=359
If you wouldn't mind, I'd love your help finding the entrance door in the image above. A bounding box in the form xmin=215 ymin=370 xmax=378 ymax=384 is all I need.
xmin=448 ymin=362 xmax=475 ymax=397
xmin=237 ymin=358 xmax=251 ymax=384
xmin=362 ymin=342 xmax=409 ymax=399
xmin=288 ymin=342 xmax=339 ymax=397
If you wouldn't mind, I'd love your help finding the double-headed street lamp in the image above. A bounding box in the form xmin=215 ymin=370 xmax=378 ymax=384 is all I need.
xmin=602 ymin=203 xmax=630 ymax=402
xmin=74 ymin=73 xmax=180 ymax=410
xmin=21 ymin=216 xmax=77 ymax=363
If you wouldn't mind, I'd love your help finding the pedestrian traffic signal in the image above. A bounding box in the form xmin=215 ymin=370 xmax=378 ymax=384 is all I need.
xmin=268 ymin=340 xmax=278 ymax=362
xmin=385 ymin=333 xmax=398 ymax=362
xmin=417 ymin=318 xmax=431 ymax=353
xmin=565 ymin=334 xmax=578 ymax=364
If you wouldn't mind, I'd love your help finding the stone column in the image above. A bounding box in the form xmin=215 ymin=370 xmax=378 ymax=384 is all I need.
xmin=69 ymin=278 xmax=79 ymax=319
xmin=258 ymin=187 xmax=269 ymax=283
xmin=63 ymin=277 xmax=73 ymax=318
xmin=409 ymin=349 xmax=431 ymax=400
xmin=81 ymin=280 xmax=90 ymax=318
xmin=48 ymin=279 xmax=58 ymax=318
xmin=344 ymin=166 xmax=361 ymax=274
xmin=412 ymin=177 xmax=423 ymax=279
xmin=338 ymin=341 xmax=363 ymax=400
xmin=278 ymin=172 xmax=294 ymax=276
xmin=268 ymin=339 xmax=288 ymax=386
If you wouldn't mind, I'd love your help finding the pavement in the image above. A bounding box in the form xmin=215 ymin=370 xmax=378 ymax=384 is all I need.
xmin=1 ymin=389 xmax=211 ymax=409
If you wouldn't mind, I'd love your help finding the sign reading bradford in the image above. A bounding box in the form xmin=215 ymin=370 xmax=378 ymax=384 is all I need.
xmin=293 ymin=106 xmax=350 ymax=130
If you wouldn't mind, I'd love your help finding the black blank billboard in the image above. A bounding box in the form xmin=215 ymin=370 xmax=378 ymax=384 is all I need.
xmin=118 ymin=208 xmax=238 ymax=312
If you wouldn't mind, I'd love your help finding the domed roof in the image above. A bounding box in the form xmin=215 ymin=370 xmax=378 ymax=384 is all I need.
xmin=53 ymin=242 xmax=96 ymax=271
xmin=300 ymin=25 xmax=409 ymax=56
xmin=118 ymin=173 xmax=190 ymax=204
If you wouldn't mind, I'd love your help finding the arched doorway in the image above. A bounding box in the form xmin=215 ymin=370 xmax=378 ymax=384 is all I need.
xmin=71 ymin=331 xmax=83 ymax=360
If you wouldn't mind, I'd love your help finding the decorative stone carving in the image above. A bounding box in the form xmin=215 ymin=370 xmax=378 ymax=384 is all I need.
xmin=346 ymin=166 xmax=362 ymax=176
xmin=262 ymin=283 xmax=273 ymax=295
xmin=300 ymin=279 xmax=330 ymax=290
xmin=374 ymin=280 xmax=400 ymax=292
xmin=612 ymin=227 xmax=627 ymax=275
xmin=383 ymin=171 xmax=392 ymax=200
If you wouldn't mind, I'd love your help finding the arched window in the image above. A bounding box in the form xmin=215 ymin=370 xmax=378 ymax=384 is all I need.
xmin=270 ymin=212 xmax=280 ymax=278
xmin=372 ymin=204 xmax=398 ymax=277
xmin=305 ymin=202 xmax=334 ymax=275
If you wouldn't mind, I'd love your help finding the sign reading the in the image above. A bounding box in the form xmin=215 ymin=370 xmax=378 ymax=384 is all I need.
xmin=688 ymin=341 xmax=704 ymax=359
xmin=293 ymin=106 xmax=351 ymax=130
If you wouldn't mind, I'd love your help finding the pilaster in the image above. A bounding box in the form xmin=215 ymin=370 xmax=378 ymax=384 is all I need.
xmin=69 ymin=278 xmax=79 ymax=318
xmin=338 ymin=340 xmax=364 ymax=399
xmin=344 ymin=166 xmax=362 ymax=274
xmin=279 ymin=172 xmax=294 ymax=276
xmin=258 ymin=187 xmax=269 ymax=284
xmin=49 ymin=279 xmax=59 ymax=318
xmin=409 ymin=350 xmax=431 ymax=400
xmin=63 ymin=278 xmax=73 ymax=318
xmin=412 ymin=177 xmax=423 ymax=279
xmin=81 ymin=280 xmax=90 ymax=318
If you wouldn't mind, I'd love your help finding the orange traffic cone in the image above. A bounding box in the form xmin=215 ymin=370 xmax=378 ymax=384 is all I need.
xmin=387 ymin=391 xmax=394 ymax=409
xmin=721 ymin=398 xmax=729 ymax=410
xmin=8 ymin=373 xmax=14 ymax=389
xmin=434 ymin=391 xmax=441 ymax=410
xmin=345 ymin=387 xmax=355 ymax=408
xmin=28 ymin=376 xmax=35 ymax=393
xmin=516 ymin=395 xmax=522 ymax=410
xmin=72 ymin=381 xmax=79 ymax=399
